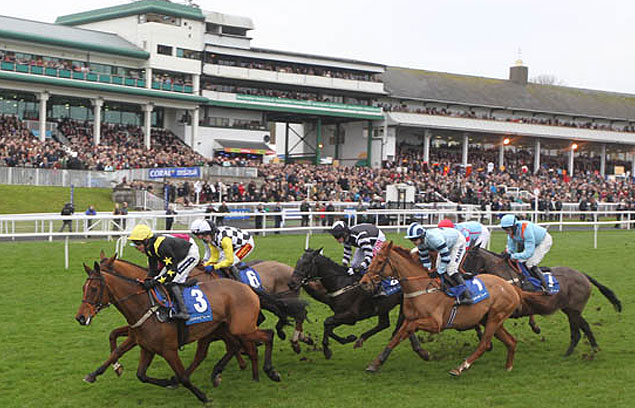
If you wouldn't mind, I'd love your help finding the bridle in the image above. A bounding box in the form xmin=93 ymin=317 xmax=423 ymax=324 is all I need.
xmin=82 ymin=266 xmax=146 ymax=316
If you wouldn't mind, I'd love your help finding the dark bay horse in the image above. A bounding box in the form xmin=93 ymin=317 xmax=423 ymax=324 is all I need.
xmin=462 ymin=247 xmax=622 ymax=356
xmin=76 ymin=255 xmax=282 ymax=403
xmin=361 ymin=242 xmax=521 ymax=376
xmin=289 ymin=249 xmax=429 ymax=361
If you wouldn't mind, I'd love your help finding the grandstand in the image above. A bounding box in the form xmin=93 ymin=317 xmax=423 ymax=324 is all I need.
xmin=0 ymin=0 xmax=634 ymax=185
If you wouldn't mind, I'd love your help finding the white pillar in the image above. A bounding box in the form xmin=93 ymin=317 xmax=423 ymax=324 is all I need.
xmin=534 ymin=139 xmax=541 ymax=174
xmin=423 ymin=130 xmax=431 ymax=163
xmin=600 ymin=144 xmax=606 ymax=178
xmin=192 ymin=74 xmax=200 ymax=93
xmin=462 ymin=133 xmax=469 ymax=166
xmin=145 ymin=67 xmax=152 ymax=89
xmin=631 ymin=153 xmax=635 ymax=176
xmin=499 ymin=138 xmax=505 ymax=170
xmin=190 ymin=107 xmax=199 ymax=147
xmin=569 ymin=144 xmax=575 ymax=176
xmin=92 ymin=98 xmax=103 ymax=146
xmin=38 ymin=92 xmax=49 ymax=142
xmin=143 ymin=104 xmax=153 ymax=150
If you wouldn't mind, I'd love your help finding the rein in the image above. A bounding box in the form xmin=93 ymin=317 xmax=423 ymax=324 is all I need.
xmin=372 ymin=250 xmax=437 ymax=299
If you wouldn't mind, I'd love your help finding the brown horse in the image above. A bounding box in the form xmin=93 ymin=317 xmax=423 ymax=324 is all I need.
xmin=82 ymin=258 xmax=248 ymax=385
xmin=462 ymin=246 xmax=622 ymax=356
xmin=76 ymin=254 xmax=281 ymax=403
xmin=361 ymin=242 xmax=521 ymax=376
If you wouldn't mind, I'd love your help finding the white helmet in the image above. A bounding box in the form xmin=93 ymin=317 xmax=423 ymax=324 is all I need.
xmin=190 ymin=219 xmax=213 ymax=235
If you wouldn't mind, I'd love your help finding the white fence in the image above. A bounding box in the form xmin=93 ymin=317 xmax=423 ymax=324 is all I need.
xmin=1 ymin=208 xmax=633 ymax=269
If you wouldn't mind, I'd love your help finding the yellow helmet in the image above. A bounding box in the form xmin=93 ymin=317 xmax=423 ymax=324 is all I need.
xmin=128 ymin=224 xmax=153 ymax=241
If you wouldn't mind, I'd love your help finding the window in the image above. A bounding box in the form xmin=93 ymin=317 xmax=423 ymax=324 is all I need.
xmin=157 ymin=45 xmax=173 ymax=56
xmin=177 ymin=48 xmax=202 ymax=60
xmin=140 ymin=13 xmax=180 ymax=26
xmin=221 ymin=26 xmax=247 ymax=37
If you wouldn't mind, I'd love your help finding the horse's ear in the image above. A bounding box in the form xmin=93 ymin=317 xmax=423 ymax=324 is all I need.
xmin=93 ymin=261 xmax=101 ymax=274
xmin=83 ymin=263 xmax=92 ymax=275
xmin=99 ymin=250 xmax=106 ymax=260
xmin=317 ymin=247 xmax=324 ymax=255
xmin=388 ymin=241 xmax=394 ymax=250
xmin=106 ymin=254 xmax=116 ymax=268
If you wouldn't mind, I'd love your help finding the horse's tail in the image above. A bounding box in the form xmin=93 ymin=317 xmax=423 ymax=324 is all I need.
xmin=255 ymin=289 xmax=308 ymax=323
xmin=583 ymin=273 xmax=622 ymax=312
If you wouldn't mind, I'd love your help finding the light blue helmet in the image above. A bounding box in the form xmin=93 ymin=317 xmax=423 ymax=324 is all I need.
xmin=404 ymin=222 xmax=426 ymax=239
xmin=500 ymin=214 xmax=517 ymax=229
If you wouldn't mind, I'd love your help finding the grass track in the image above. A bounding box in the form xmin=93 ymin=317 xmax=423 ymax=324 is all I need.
xmin=0 ymin=185 xmax=114 ymax=214
xmin=0 ymin=230 xmax=633 ymax=407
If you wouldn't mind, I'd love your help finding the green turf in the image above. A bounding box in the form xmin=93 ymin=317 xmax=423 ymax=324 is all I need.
xmin=0 ymin=185 xmax=114 ymax=214
xmin=0 ymin=230 xmax=632 ymax=407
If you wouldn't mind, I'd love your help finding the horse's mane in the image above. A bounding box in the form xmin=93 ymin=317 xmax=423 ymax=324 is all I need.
xmin=114 ymin=258 xmax=147 ymax=270
xmin=390 ymin=245 xmax=423 ymax=268
xmin=308 ymin=249 xmax=347 ymax=272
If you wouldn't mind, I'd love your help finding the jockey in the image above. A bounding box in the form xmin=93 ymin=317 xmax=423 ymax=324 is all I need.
xmin=405 ymin=222 xmax=473 ymax=303
xmin=438 ymin=219 xmax=491 ymax=249
xmin=329 ymin=220 xmax=386 ymax=276
xmin=189 ymin=219 xmax=255 ymax=281
xmin=128 ymin=224 xmax=200 ymax=320
xmin=500 ymin=214 xmax=552 ymax=293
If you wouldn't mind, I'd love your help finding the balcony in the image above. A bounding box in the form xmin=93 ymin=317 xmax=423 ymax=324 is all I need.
xmin=203 ymin=64 xmax=385 ymax=94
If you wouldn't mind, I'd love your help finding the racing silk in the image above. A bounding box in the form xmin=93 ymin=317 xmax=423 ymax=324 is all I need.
xmin=203 ymin=226 xmax=253 ymax=269
xmin=456 ymin=221 xmax=483 ymax=248
xmin=416 ymin=227 xmax=461 ymax=275
xmin=506 ymin=221 xmax=547 ymax=261
xmin=145 ymin=235 xmax=193 ymax=283
xmin=343 ymin=223 xmax=386 ymax=270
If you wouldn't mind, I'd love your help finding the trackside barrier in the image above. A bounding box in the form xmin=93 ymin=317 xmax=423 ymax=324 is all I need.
xmin=0 ymin=209 xmax=633 ymax=269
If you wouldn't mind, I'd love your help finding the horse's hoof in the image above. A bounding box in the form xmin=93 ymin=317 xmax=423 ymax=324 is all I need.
xmin=291 ymin=342 xmax=301 ymax=354
xmin=449 ymin=368 xmax=461 ymax=377
xmin=265 ymin=369 xmax=281 ymax=382
xmin=167 ymin=376 xmax=179 ymax=389
xmin=113 ymin=362 xmax=123 ymax=376
xmin=83 ymin=375 xmax=96 ymax=383
xmin=418 ymin=350 xmax=430 ymax=361
xmin=366 ymin=365 xmax=378 ymax=373
xmin=344 ymin=335 xmax=357 ymax=343
xmin=277 ymin=330 xmax=287 ymax=341
xmin=323 ymin=348 xmax=333 ymax=360
xmin=486 ymin=343 xmax=493 ymax=352
xmin=506 ymin=366 xmax=513 ymax=372
xmin=532 ymin=327 xmax=541 ymax=334
xmin=303 ymin=337 xmax=314 ymax=346
xmin=353 ymin=339 xmax=364 ymax=349
xmin=212 ymin=374 xmax=222 ymax=388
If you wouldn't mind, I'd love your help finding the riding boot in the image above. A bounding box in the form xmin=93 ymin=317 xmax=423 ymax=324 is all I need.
xmin=530 ymin=266 xmax=550 ymax=294
xmin=229 ymin=265 xmax=242 ymax=281
xmin=168 ymin=284 xmax=190 ymax=320
xmin=453 ymin=273 xmax=474 ymax=304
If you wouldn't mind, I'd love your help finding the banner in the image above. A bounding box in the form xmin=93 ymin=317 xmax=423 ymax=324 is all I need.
xmin=148 ymin=167 xmax=201 ymax=179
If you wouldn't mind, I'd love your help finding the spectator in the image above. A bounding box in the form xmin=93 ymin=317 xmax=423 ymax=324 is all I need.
xmin=300 ymin=199 xmax=311 ymax=227
xmin=85 ymin=205 xmax=96 ymax=230
xmin=59 ymin=202 xmax=75 ymax=232
xmin=273 ymin=202 xmax=283 ymax=234
xmin=254 ymin=203 xmax=265 ymax=235
xmin=165 ymin=205 xmax=176 ymax=230
xmin=113 ymin=203 xmax=122 ymax=231
xmin=217 ymin=201 xmax=229 ymax=226
xmin=120 ymin=202 xmax=129 ymax=230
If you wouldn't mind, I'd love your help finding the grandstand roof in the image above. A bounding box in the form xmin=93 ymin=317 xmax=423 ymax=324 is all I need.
xmin=383 ymin=67 xmax=635 ymax=122
xmin=0 ymin=15 xmax=149 ymax=59
xmin=56 ymin=0 xmax=205 ymax=26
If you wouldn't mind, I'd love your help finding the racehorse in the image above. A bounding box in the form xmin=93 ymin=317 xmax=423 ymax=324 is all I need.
xmin=288 ymin=248 xmax=429 ymax=361
xmin=85 ymin=258 xmax=314 ymax=383
xmin=82 ymin=258 xmax=248 ymax=385
xmin=361 ymin=242 xmax=521 ymax=376
xmin=76 ymin=254 xmax=282 ymax=403
xmin=461 ymin=246 xmax=622 ymax=356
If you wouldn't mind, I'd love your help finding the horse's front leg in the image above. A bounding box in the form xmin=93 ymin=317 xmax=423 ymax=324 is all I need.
xmin=528 ymin=315 xmax=541 ymax=334
xmin=366 ymin=320 xmax=415 ymax=372
xmin=322 ymin=314 xmax=357 ymax=360
xmin=354 ymin=311 xmax=390 ymax=349
xmin=108 ymin=326 xmax=132 ymax=376
xmin=162 ymin=349 xmax=208 ymax=403
xmin=84 ymin=332 xmax=136 ymax=383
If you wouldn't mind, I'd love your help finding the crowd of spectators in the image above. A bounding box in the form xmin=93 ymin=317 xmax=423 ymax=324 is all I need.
xmin=207 ymin=53 xmax=381 ymax=82
xmin=378 ymin=103 xmax=635 ymax=133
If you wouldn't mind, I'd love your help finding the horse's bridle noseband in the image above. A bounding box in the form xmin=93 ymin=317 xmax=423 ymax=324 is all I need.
xmin=82 ymin=267 xmax=146 ymax=316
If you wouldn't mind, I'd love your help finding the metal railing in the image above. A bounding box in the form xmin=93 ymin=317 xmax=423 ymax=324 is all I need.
xmin=1 ymin=207 xmax=633 ymax=269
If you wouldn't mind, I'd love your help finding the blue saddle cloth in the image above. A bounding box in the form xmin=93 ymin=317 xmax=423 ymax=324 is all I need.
xmin=379 ymin=278 xmax=401 ymax=296
xmin=239 ymin=267 xmax=264 ymax=290
xmin=518 ymin=264 xmax=560 ymax=295
xmin=445 ymin=277 xmax=490 ymax=304
xmin=152 ymin=284 xmax=213 ymax=326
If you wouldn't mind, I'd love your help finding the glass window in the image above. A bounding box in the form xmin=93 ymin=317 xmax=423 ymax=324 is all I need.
xmin=157 ymin=45 xmax=173 ymax=56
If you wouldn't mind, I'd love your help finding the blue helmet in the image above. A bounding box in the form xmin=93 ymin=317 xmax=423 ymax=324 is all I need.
xmin=500 ymin=214 xmax=517 ymax=229
xmin=404 ymin=222 xmax=426 ymax=239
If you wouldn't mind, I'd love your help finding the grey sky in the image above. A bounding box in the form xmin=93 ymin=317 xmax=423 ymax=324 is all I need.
xmin=4 ymin=0 xmax=632 ymax=94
